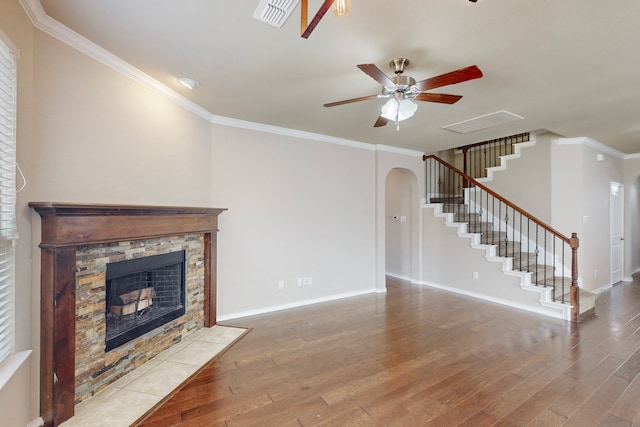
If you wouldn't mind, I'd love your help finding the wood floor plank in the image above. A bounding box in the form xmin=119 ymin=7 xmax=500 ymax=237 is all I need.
xmin=425 ymin=372 xmax=523 ymax=426
xmin=482 ymin=355 xmax=575 ymax=421
xmin=609 ymin=371 xmax=640 ymax=423
xmin=615 ymin=346 xmax=640 ymax=381
xmin=563 ymin=374 xmax=631 ymax=426
xmin=549 ymin=354 xmax=627 ymax=418
xmin=136 ymin=277 xmax=640 ymax=427
xmin=526 ymin=408 xmax=568 ymax=426
xmin=598 ymin=413 xmax=633 ymax=427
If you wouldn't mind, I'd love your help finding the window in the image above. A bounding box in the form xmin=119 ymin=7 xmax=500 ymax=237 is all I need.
xmin=0 ymin=34 xmax=17 ymax=364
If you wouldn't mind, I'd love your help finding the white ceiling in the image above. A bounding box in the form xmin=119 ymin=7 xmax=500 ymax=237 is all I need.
xmin=39 ymin=0 xmax=640 ymax=154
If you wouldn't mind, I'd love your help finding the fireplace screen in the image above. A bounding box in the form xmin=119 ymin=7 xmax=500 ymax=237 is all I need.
xmin=105 ymin=251 xmax=186 ymax=351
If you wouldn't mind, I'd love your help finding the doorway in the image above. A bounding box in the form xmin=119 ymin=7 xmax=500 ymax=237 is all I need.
xmin=611 ymin=181 xmax=624 ymax=284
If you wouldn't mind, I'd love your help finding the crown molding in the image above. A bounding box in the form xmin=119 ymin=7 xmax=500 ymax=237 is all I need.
xmin=374 ymin=144 xmax=425 ymax=157
xmin=210 ymin=115 xmax=374 ymax=150
xmin=553 ymin=137 xmax=636 ymax=159
xmin=19 ymin=0 xmax=390 ymax=153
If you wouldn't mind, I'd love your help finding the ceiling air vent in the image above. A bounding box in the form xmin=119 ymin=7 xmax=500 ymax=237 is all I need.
xmin=253 ymin=0 xmax=300 ymax=28
xmin=442 ymin=110 xmax=524 ymax=134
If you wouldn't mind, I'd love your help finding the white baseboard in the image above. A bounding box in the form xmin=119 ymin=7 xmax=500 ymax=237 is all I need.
xmin=217 ymin=288 xmax=380 ymax=322
xmin=416 ymin=280 xmax=567 ymax=320
xmin=592 ymin=283 xmax=614 ymax=294
xmin=385 ymin=272 xmax=420 ymax=284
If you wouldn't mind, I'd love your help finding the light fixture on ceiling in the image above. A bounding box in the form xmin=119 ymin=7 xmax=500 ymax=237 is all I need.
xmin=332 ymin=0 xmax=351 ymax=17
xmin=380 ymin=97 xmax=418 ymax=131
xmin=177 ymin=77 xmax=199 ymax=90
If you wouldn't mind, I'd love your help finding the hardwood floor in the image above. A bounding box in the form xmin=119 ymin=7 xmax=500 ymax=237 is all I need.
xmin=136 ymin=276 xmax=640 ymax=426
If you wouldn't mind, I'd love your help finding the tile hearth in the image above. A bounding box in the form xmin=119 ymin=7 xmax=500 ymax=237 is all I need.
xmin=60 ymin=325 xmax=247 ymax=427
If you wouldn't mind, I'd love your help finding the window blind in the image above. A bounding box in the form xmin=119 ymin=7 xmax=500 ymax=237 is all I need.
xmin=0 ymin=37 xmax=17 ymax=364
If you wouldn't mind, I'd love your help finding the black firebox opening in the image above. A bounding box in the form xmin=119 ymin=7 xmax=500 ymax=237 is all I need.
xmin=105 ymin=250 xmax=186 ymax=352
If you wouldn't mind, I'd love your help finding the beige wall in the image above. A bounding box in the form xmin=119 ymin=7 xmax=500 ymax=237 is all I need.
xmin=210 ymin=125 xmax=379 ymax=318
xmin=551 ymin=139 xmax=624 ymax=292
xmin=30 ymin=33 xmax=213 ymax=205
xmin=479 ymin=133 xmax=554 ymax=224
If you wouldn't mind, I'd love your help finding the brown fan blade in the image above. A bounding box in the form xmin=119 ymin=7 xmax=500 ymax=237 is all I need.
xmin=357 ymin=64 xmax=396 ymax=88
xmin=323 ymin=95 xmax=379 ymax=108
xmin=374 ymin=116 xmax=388 ymax=127
xmin=414 ymin=65 xmax=483 ymax=92
xmin=414 ymin=93 xmax=463 ymax=104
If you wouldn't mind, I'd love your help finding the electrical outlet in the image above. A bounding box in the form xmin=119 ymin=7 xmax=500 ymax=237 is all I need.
xmin=472 ymin=272 xmax=479 ymax=280
xmin=278 ymin=280 xmax=284 ymax=290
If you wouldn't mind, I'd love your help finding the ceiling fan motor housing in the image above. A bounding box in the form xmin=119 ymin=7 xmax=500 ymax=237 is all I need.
xmin=392 ymin=75 xmax=416 ymax=88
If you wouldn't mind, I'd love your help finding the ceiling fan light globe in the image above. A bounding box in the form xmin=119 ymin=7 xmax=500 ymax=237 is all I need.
xmin=380 ymin=98 xmax=398 ymax=120
xmin=381 ymin=99 xmax=417 ymax=121
xmin=398 ymin=99 xmax=418 ymax=120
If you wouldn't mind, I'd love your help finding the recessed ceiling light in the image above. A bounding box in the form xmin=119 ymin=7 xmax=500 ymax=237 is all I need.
xmin=177 ymin=77 xmax=199 ymax=90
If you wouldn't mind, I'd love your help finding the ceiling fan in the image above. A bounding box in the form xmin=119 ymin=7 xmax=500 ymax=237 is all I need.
xmin=323 ymin=58 xmax=483 ymax=129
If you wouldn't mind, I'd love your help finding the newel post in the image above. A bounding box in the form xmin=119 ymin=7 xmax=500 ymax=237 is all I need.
xmin=570 ymin=232 xmax=580 ymax=322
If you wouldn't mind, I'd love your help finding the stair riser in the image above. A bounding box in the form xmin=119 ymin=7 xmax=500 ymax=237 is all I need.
xmin=466 ymin=222 xmax=493 ymax=233
xmin=453 ymin=213 xmax=481 ymax=223
xmin=522 ymin=266 xmax=556 ymax=277
xmin=511 ymin=253 xmax=538 ymax=268
xmin=443 ymin=205 xmax=470 ymax=215
xmin=479 ymin=232 xmax=515 ymax=245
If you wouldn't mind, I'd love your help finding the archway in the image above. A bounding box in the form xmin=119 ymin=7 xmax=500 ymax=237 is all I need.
xmin=384 ymin=168 xmax=420 ymax=283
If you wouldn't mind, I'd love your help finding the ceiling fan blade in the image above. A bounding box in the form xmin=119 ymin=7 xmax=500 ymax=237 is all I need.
xmin=414 ymin=93 xmax=463 ymax=104
xmin=374 ymin=116 xmax=388 ymax=127
xmin=357 ymin=64 xmax=396 ymax=88
xmin=323 ymin=95 xmax=379 ymax=108
xmin=414 ymin=65 xmax=483 ymax=92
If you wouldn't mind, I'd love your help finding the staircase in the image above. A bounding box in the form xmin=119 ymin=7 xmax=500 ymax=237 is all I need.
xmin=425 ymin=156 xmax=596 ymax=322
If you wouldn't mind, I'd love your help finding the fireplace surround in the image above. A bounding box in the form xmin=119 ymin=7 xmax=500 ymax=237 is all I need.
xmin=30 ymin=203 xmax=226 ymax=427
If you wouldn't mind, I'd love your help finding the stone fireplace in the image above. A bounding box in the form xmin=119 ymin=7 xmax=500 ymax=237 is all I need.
xmin=74 ymin=236 xmax=201 ymax=403
xmin=30 ymin=203 xmax=225 ymax=427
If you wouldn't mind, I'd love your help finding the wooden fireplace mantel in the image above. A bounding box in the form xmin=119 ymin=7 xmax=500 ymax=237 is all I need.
xmin=29 ymin=203 xmax=226 ymax=427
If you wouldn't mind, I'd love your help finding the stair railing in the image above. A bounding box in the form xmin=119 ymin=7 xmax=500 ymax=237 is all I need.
xmin=456 ymin=132 xmax=530 ymax=183
xmin=424 ymin=154 xmax=580 ymax=322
